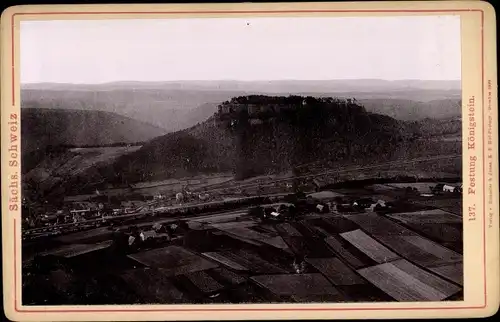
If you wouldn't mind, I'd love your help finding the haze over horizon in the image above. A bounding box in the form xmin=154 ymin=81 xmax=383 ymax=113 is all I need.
xmin=21 ymin=78 xmax=461 ymax=85
xmin=21 ymin=16 xmax=461 ymax=84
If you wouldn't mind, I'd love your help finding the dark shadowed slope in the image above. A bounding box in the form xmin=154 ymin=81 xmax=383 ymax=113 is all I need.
xmin=21 ymin=108 xmax=167 ymax=154
xmin=92 ymin=95 xmax=412 ymax=186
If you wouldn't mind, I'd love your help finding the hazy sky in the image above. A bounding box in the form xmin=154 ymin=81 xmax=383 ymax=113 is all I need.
xmin=21 ymin=15 xmax=461 ymax=84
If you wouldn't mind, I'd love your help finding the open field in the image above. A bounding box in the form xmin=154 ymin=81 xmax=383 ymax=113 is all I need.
xmin=61 ymin=146 xmax=142 ymax=174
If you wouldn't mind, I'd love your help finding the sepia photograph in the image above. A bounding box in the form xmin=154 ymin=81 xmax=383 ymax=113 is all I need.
xmin=1 ymin=2 xmax=498 ymax=320
xmin=18 ymin=15 xmax=466 ymax=305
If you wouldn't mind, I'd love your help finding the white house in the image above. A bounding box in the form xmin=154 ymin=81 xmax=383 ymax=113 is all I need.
xmin=443 ymin=185 xmax=455 ymax=192
xmin=368 ymin=200 xmax=387 ymax=212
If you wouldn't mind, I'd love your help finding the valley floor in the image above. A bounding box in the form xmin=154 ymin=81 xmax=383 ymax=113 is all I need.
xmin=22 ymin=179 xmax=463 ymax=305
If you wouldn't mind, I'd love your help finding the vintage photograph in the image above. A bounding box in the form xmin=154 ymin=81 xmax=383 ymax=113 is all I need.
xmin=19 ymin=15 xmax=465 ymax=305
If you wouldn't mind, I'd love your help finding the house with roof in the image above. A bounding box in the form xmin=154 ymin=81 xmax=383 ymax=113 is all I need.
xmin=431 ymin=183 xmax=462 ymax=194
xmin=69 ymin=202 xmax=93 ymax=216
xmin=368 ymin=200 xmax=388 ymax=212
xmin=352 ymin=198 xmax=376 ymax=209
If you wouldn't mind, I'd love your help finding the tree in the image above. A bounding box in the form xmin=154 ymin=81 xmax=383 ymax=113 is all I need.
xmin=248 ymin=206 xmax=264 ymax=218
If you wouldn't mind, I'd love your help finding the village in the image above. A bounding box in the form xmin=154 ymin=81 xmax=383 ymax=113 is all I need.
xmin=21 ymin=171 xmax=462 ymax=234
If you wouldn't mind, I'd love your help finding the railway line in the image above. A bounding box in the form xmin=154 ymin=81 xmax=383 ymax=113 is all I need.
xmin=100 ymin=153 xmax=460 ymax=215
xmin=22 ymin=193 xmax=290 ymax=238
xmin=189 ymin=154 xmax=461 ymax=194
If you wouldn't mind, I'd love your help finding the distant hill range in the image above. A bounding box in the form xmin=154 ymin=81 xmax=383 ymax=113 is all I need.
xmin=21 ymin=79 xmax=461 ymax=92
xmin=22 ymin=80 xmax=461 ymax=133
